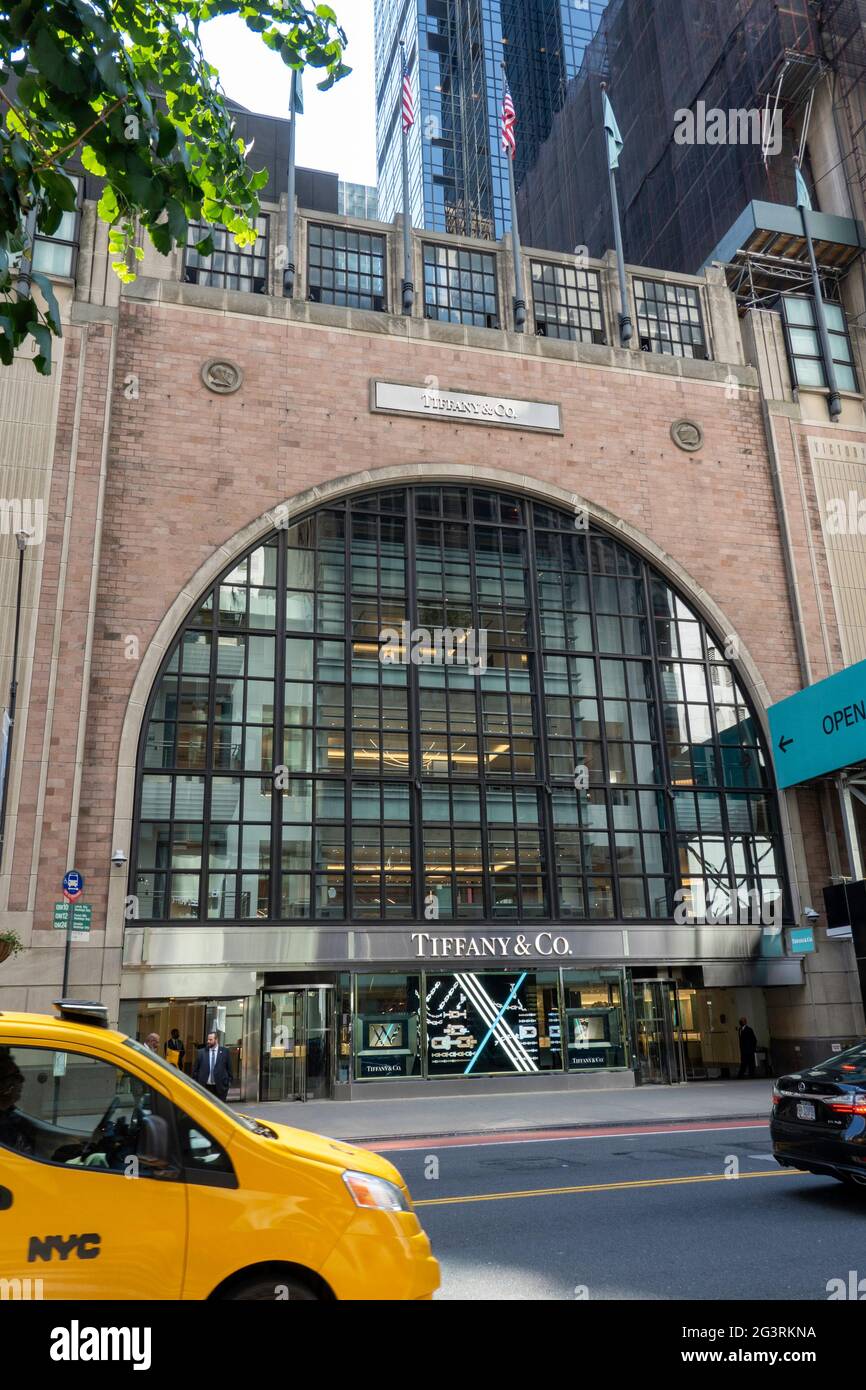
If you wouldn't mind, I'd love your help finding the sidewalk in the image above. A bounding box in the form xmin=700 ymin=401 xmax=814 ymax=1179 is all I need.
xmin=233 ymin=1078 xmax=774 ymax=1143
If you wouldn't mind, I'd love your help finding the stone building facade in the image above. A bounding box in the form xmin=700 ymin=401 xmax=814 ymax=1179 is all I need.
xmin=1 ymin=137 xmax=865 ymax=1099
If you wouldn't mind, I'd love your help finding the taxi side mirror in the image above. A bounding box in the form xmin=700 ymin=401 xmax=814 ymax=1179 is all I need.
xmin=138 ymin=1114 xmax=178 ymax=1176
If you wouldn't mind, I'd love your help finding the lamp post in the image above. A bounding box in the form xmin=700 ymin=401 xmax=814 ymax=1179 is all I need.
xmin=0 ymin=531 xmax=30 ymax=869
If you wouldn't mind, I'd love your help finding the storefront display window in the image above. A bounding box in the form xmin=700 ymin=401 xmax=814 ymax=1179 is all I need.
xmin=354 ymin=974 xmax=421 ymax=1079
xmin=422 ymin=971 xmax=563 ymax=1077
xmin=562 ymin=970 xmax=627 ymax=1070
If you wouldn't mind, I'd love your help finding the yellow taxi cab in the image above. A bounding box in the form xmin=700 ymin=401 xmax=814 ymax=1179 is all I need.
xmin=0 ymin=1000 xmax=440 ymax=1300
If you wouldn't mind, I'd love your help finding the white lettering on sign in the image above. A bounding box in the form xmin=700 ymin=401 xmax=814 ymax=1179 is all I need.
xmin=411 ymin=932 xmax=572 ymax=959
xmin=372 ymin=381 xmax=562 ymax=433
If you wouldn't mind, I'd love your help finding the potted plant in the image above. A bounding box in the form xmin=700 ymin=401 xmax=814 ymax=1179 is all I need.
xmin=0 ymin=930 xmax=23 ymax=964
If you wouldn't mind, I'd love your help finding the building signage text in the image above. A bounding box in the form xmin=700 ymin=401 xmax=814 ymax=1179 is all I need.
xmin=768 ymin=657 xmax=866 ymax=789
xmin=372 ymin=380 xmax=562 ymax=434
xmin=411 ymin=931 xmax=573 ymax=959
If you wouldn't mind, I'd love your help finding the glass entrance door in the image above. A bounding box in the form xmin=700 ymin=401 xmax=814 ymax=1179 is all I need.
xmin=261 ymin=988 xmax=333 ymax=1101
xmin=633 ymin=981 xmax=686 ymax=1085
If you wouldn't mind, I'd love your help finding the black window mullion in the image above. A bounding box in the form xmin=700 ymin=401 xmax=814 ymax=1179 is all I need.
xmin=586 ymin=531 xmax=619 ymax=919
xmin=271 ymin=530 xmax=288 ymax=921
xmin=524 ymin=503 xmax=555 ymax=921
xmin=701 ymin=623 xmax=737 ymax=914
xmin=376 ymin=513 xmax=385 ymax=909
xmin=343 ymin=500 xmax=353 ymax=920
xmin=406 ymin=490 xmax=424 ymax=920
xmin=643 ymin=563 xmax=677 ymax=917
xmin=466 ymin=487 xmax=491 ymax=921
xmin=201 ymin=583 xmax=220 ymax=922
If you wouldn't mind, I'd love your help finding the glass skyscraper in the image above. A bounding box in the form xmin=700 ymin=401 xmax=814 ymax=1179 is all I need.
xmin=500 ymin=0 xmax=610 ymax=187
xmin=374 ymin=0 xmax=609 ymax=239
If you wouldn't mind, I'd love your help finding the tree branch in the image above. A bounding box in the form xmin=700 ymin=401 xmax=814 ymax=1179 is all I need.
xmin=33 ymin=96 xmax=126 ymax=170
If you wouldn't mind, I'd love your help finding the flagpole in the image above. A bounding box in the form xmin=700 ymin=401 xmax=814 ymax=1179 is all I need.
xmin=399 ymin=41 xmax=414 ymax=315
xmin=795 ymin=157 xmax=842 ymax=420
xmin=502 ymin=67 xmax=526 ymax=333
xmin=601 ymin=83 xmax=633 ymax=348
xmin=284 ymin=67 xmax=298 ymax=299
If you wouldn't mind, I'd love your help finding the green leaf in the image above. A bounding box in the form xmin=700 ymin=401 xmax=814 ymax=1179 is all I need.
xmin=30 ymin=321 xmax=52 ymax=372
xmin=165 ymin=198 xmax=187 ymax=243
xmin=155 ymin=113 xmax=177 ymax=158
xmin=31 ymin=29 xmax=87 ymax=95
xmin=30 ymin=271 xmax=61 ymax=333
xmin=149 ymin=221 xmax=172 ymax=256
xmin=98 ymin=185 xmax=120 ymax=224
xmin=81 ymin=146 xmax=107 ymax=177
xmin=9 ymin=135 xmax=31 ymax=173
xmin=93 ymin=45 xmax=128 ymax=97
xmin=40 ymin=169 xmax=78 ymax=213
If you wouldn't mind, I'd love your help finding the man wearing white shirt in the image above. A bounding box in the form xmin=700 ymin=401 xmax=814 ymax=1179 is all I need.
xmin=191 ymin=1030 xmax=233 ymax=1101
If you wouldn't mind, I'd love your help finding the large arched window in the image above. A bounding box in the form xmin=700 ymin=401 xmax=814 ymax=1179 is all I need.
xmin=132 ymin=485 xmax=786 ymax=925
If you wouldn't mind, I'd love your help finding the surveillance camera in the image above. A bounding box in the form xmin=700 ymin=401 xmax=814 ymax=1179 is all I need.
xmin=803 ymin=906 xmax=820 ymax=922
xmin=111 ymin=848 xmax=127 ymax=867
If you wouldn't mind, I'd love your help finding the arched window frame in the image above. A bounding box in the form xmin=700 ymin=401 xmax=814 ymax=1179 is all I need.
xmin=131 ymin=485 xmax=790 ymax=928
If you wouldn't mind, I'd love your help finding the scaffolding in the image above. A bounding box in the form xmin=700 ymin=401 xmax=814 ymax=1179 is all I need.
xmin=516 ymin=0 xmax=865 ymax=276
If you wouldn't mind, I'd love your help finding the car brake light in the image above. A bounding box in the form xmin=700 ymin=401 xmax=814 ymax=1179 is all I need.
xmin=827 ymin=1095 xmax=866 ymax=1116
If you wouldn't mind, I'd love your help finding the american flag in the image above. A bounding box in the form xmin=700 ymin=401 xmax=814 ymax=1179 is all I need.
xmin=501 ymin=78 xmax=517 ymax=157
xmin=401 ymin=49 xmax=415 ymax=133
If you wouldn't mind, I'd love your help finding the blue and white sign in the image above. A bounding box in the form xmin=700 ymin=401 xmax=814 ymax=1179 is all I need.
xmin=788 ymin=926 xmax=816 ymax=954
xmin=768 ymin=658 xmax=866 ymax=790
xmin=62 ymin=869 xmax=84 ymax=903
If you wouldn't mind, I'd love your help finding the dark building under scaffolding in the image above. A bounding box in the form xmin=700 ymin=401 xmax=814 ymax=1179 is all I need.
xmin=516 ymin=0 xmax=866 ymax=288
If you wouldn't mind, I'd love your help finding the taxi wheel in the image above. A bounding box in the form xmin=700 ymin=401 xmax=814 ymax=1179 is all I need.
xmin=227 ymin=1276 xmax=319 ymax=1301
xmin=837 ymin=1172 xmax=866 ymax=1189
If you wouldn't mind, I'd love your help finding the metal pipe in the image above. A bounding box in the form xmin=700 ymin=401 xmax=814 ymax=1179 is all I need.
xmin=501 ymin=63 xmax=526 ymax=333
xmin=283 ymin=68 xmax=298 ymax=299
xmin=607 ymin=162 xmax=632 ymax=346
xmin=399 ymin=42 xmax=414 ymax=315
xmin=838 ymin=776 xmax=865 ymax=880
xmin=796 ymin=159 xmax=842 ymax=420
xmin=506 ymin=150 xmax=526 ymax=332
xmin=0 ymin=533 xmax=28 ymax=869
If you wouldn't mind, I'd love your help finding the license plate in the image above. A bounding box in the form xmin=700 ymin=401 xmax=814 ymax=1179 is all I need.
xmin=796 ymin=1100 xmax=816 ymax=1121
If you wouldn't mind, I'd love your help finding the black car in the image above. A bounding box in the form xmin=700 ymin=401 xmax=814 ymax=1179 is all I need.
xmin=771 ymin=1040 xmax=866 ymax=1188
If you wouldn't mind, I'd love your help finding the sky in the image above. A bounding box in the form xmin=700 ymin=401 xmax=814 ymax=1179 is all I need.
xmin=201 ymin=1 xmax=378 ymax=186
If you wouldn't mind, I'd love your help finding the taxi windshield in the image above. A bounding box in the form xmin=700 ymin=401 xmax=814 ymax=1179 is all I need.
xmin=123 ymin=1038 xmax=260 ymax=1131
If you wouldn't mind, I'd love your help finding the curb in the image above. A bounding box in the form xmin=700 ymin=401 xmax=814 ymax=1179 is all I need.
xmin=332 ymin=1111 xmax=771 ymax=1145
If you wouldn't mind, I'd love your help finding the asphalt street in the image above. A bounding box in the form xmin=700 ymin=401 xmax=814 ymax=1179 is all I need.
xmin=375 ymin=1120 xmax=866 ymax=1301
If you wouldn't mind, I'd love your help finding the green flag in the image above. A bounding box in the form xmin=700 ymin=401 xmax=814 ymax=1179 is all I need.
xmin=292 ymin=68 xmax=303 ymax=116
xmin=602 ymin=91 xmax=623 ymax=170
xmin=795 ymin=163 xmax=812 ymax=212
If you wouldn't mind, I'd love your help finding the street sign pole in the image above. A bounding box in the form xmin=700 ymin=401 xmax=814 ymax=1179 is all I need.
xmin=61 ymin=913 xmax=73 ymax=997
xmin=59 ymin=870 xmax=85 ymax=995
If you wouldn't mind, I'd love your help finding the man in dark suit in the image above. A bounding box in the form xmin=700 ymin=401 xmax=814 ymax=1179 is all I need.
xmin=737 ymin=1017 xmax=758 ymax=1079
xmin=192 ymin=1030 xmax=233 ymax=1101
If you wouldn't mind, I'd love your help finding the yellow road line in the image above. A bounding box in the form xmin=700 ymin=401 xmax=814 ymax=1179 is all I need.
xmin=414 ymin=1168 xmax=799 ymax=1207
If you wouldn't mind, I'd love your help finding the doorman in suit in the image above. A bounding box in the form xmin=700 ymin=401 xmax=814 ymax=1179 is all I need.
xmin=191 ymin=1030 xmax=233 ymax=1101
